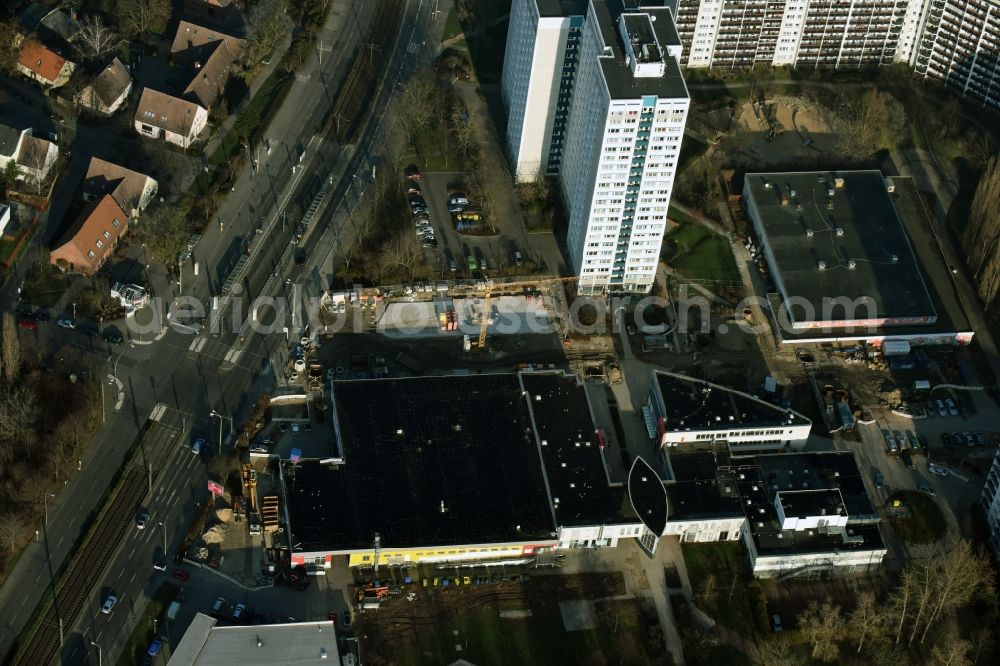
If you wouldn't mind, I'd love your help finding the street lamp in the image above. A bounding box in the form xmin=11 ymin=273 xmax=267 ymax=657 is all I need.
xmin=90 ymin=640 xmax=102 ymax=666
xmin=43 ymin=492 xmax=55 ymax=526
xmin=209 ymin=411 xmax=233 ymax=456
xmin=158 ymin=521 xmax=167 ymax=554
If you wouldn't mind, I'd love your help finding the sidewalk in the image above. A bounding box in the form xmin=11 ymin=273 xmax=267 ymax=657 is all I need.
xmin=202 ymin=20 xmax=294 ymax=158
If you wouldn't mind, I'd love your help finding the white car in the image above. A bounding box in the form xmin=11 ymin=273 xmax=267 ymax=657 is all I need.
xmin=945 ymin=398 xmax=958 ymax=416
xmin=101 ymin=595 xmax=117 ymax=614
xmin=57 ymin=317 xmax=76 ymax=329
xmin=928 ymin=463 xmax=950 ymax=478
xmin=936 ymin=399 xmax=947 ymax=417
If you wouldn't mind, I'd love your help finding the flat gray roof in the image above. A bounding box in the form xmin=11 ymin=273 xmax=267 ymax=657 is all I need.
xmin=746 ymin=170 xmax=936 ymax=326
xmin=593 ymin=1 xmax=688 ymax=100
xmin=171 ymin=615 xmax=341 ymax=665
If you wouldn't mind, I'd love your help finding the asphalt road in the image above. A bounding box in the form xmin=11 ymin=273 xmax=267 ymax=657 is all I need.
xmin=0 ymin=0 xmax=392 ymax=661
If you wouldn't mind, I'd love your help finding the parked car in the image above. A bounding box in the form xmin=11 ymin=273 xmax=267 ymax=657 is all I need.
xmin=945 ymin=398 xmax=958 ymax=416
xmin=447 ymin=253 xmax=457 ymax=272
xmin=467 ymin=254 xmax=477 ymax=271
xmin=210 ymin=597 xmax=226 ymax=617
xmin=153 ymin=560 xmax=167 ymax=571
xmin=104 ymin=330 xmax=124 ymax=345
xmin=57 ymin=317 xmax=76 ymax=329
xmin=919 ymin=482 xmax=936 ymax=497
xmin=297 ymin=576 xmax=311 ymax=591
xmin=404 ymin=165 xmax=421 ymax=180
xmin=101 ymin=595 xmax=118 ymax=614
xmin=940 ymin=432 xmax=953 ymax=447
xmin=422 ymin=237 xmax=439 ymax=249
xmin=191 ymin=437 xmax=205 ymax=455
xmin=172 ymin=569 xmax=190 ymax=582
xmin=772 ymin=614 xmax=783 ymax=632
xmin=874 ymin=472 xmax=885 ymax=488
xmin=928 ymin=463 xmax=950 ymax=478
xmin=406 ymin=181 xmax=421 ymax=194
xmin=513 ymin=251 xmax=524 ymax=267
xmin=974 ymin=432 xmax=987 ymax=446
xmin=901 ymin=449 xmax=914 ymax=468
xmin=935 ymin=399 xmax=947 ymax=416
xmin=232 ymin=603 xmax=247 ymax=622
xmin=34 ymin=310 xmax=50 ymax=323
xmin=17 ymin=316 xmax=37 ymax=330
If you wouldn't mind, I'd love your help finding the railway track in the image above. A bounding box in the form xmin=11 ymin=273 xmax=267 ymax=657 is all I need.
xmin=13 ymin=468 xmax=147 ymax=666
xmin=326 ymin=0 xmax=406 ymax=144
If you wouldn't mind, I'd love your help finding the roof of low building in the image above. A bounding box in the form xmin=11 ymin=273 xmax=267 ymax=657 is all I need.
xmin=18 ymin=40 xmax=68 ymax=82
xmin=83 ymin=157 xmax=155 ymax=214
xmin=172 ymin=20 xmax=243 ymax=107
xmin=88 ymin=58 xmax=132 ymax=107
xmin=664 ymin=447 xmax=744 ymax=521
xmin=0 ymin=123 xmax=24 ymax=158
xmin=16 ymin=135 xmax=53 ymax=170
xmin=745 ymin=170 xmax=936 ymax=327
xmin=653 ymin=371 xmax=811 ymax=434
xmin=170 ymin=614 xmax=341 ymax=665
xmin=134 ymin=88 xmax=206 ymax=136
xmin=286 ymin=374 xmax=557 ymax=553
xmin=536 ymin=0 xmax=589 ymax=17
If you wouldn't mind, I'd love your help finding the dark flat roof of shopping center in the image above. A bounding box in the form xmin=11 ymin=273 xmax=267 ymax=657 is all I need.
xmin=537 ymin=0 xmax=588 ymax=16
xmin=665 ymin=447 xmax=744 ymax=521
xmin=285 ymin=375 xmax=555 ymax=553
xmin=745 ymin=170 xmax=936 ymax=327
xmin=733 ymin=452 xmax=883 ymax=556
xmin=654 ymin=371 xmax=810 ymax=433
xmin=520 ymin=372 xmax=636 ymax=528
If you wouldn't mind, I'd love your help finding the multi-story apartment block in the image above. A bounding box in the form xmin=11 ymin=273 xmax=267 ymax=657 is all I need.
xmin=502 ymin=1 xmax=587 ymax=182
xmin=984 ymin=447 xmax=1000 ymax=557
xmin=503 ymin=1 xmax=690 ymax=294
xmin=673 ymin=0 xmax=1000 ymax=107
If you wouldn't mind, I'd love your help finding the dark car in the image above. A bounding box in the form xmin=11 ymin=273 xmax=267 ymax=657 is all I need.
xmin=901 ymin=449 xmax=914 ymax=468
xmin=294 ymin=248 xmax=307 ymax=266
xmin=297 ymin=576 xmax=311 ymax=591
xmin=404 ymin=165 xmax=421 ymax=180
xmin=104 ymin=330 xmax=124 ymax=345
xmin=78 ymin=325 xmax=99 ymax=338
xmin=34 ymin=310 xmax=50 ymax=323
xmin=874 ymin=472 xmax=885 ymax=488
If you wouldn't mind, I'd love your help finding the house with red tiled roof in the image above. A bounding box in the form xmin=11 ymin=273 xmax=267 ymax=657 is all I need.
xmin=133 ymin=88 xmax=209 ymax=148
xmin=50 ymin=194 xmax=128 ymax=275
xmin=16 ymin=40 xmax=75 ymax=88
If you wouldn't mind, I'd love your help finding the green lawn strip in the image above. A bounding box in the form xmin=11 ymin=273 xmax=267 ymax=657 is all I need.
xmin=442 ymin=6 xmax=463 ymax=42
xmin=682 ymin=542 xmax=763 ymax=636
xmin=403 ymin=599 xmax=654 ymax=666
xmin=887 ymin=490 xmax=947 ymax=545
xmin=21 ymin=266 xmax=69 ymax=308
xmin=665 ymin=214 xmax=740 ymax=283
xmin=116 ymin=582 xmax=180 ymax=666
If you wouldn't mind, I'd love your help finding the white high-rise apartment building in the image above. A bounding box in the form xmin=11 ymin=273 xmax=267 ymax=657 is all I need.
xmin=502 ymin=1 xmax=587 ymax=182
xmin=984 ymin=447 xmax=1000 ymax=557
xmin=503 ymin=0 xmax=691 ymax=294
xmin=673 ymin=0 xmax=1000 ymax=108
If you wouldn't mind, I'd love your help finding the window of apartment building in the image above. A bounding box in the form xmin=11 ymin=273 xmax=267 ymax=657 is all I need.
xmin=95 ymin=239 xmax=104 ymax=249
xmin=87 ymin=250 xmax=96 ymax=258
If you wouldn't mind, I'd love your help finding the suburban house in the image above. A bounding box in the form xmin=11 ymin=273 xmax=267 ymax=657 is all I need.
xmin=16 ymin=40 xmax=75 ymax=88
xmin=183 ymin=0 xmax=242 ymax=22
xmin=0 ymin=123 xmax=58 ymax=183
xmin=133 ymin=88 xmax=209 ymax=148
xmin=170 ymin=20 xmax=244 ymax=109
xmin=37 ymin=8 xmax=81 ymax=42
xmin=83 ymin=157 xmax=158 ymax=220
xmin=76 ymin=58 xmax=133 ymax=116
xmin=50 ymin=194 xmax=128 ymax=275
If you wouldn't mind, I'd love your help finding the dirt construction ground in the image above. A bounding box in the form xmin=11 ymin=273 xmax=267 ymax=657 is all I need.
xmin=357 ymin=572 xmax=669 ymax=666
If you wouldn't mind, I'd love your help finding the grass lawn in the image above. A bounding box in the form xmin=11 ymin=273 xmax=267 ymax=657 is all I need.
xmin=664 ymin=212 xmax=740 ymax=283
xmin=888 ymin=490 xmax=947 ymax=545
xmin=442 ymin=5 xmax=463 ymax=42
xmin=116 ymin=582 xmax=180 ymax=666
xmin=682 ymin=542 xmax=766 ymax=636
xmin=398 ymin=599 xmax=659 ymax=666
xmin=20 ymin=266 xmax=69 ymax=308
xmin=0 ymin=237 xmax=17 ymax=263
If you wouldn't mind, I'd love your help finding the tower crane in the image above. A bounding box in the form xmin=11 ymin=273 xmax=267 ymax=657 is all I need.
xmin=475 ymin=276 xmax=579 ymax=350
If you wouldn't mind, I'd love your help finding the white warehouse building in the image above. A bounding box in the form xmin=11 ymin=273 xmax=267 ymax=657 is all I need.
xmin=502 ymin=0 xmax=691 ymax=294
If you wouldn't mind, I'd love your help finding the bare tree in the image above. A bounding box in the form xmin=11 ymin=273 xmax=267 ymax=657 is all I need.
xmin=115 ymin=0 xmax=170 ymax=38
xmin=962 ymin=157 xmax=1000 ymax=307
xmin=73 ymin=15 xmax=121 ymax=62
xmin=919 ymin=541 xmax=995 ymax=644
xmin=798 ymin=599 xmax=845 ymax=662
xmin=931 ymin=626 xmax=972 ymax=666
xmin=849 ymin=590 xmax=885 ymax=653
xmin=2 ymin=312 xmax=21 ymax=384
xmin=753 ymin=634 xmax=797 ymax=666
xmin=0 ymin=512 xmax=24 ymax=552
xmin=0 ymin=387 xmax=39 ymax=457
xmin=242 ymin=0 xmax=289 ymax=77
xmin=0 ymin=18 xmax=23 ymax=75
xmin=969 ymin=628 xmax=993 ymax=665
xmin=130 ymin=203 xmax=192 ymax=268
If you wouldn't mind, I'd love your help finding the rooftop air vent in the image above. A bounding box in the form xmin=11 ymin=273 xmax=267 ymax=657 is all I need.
xmin=835 ymin=228 xmax=844 ymax=237
xmin=818 ymin=261 xmax=827 ymax=270
xmin=806 ymin=229 xmax=814 ymax=237
xmin=890 ymin=255 xmax=899 ymax=264
xmin=848 ymin=259 xmax=857 ymax=270
xmin=764 ymin=181 xmax=772 ymax=189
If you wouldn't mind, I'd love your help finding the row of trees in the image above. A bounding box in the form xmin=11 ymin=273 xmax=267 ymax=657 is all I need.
xmin=961 ymin=157 xmax=1000 ymax=309
xmin=0 ymin=313 xmax=101 ymax=568
xmin=788 ymin=540 xmax=995 ymax=665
